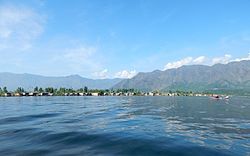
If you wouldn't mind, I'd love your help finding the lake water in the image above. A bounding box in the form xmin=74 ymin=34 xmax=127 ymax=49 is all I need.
xmin=0 ymin=96 xmax=249 ymax=156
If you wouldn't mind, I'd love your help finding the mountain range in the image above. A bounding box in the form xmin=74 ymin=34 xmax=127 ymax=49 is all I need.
xmin=113 ymin=60 xmax=250 ymax=94
xmin=0 ymin=73 xmax=122 ymax=91
xmin=1 ymin=60 xmax=250 ymax=94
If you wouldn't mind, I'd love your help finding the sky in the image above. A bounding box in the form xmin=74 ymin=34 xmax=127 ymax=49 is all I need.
xmin=1 ymin=0 xmax=250 ymax=79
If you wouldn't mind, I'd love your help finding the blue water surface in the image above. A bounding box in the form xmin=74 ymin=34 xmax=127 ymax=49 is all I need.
xmin=0 ymin=96 xmax=249 ymax=156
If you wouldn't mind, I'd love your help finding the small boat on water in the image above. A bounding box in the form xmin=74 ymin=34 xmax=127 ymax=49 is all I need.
xmin=211 ymin=95 xmax=220 ymax=99
xmin=210 ymin=95 xmax=230 ymax=100
xmin=224 ymin=95 xmax=230 ymax=99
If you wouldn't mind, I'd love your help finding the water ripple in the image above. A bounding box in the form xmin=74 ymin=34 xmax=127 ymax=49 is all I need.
xmin=0 ymin=96 xmax=249 ymax=155
xmin=0 ymin=113 xmax=61 ymax=125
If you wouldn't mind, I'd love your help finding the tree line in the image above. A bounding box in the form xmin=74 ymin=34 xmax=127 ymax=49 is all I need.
xmin=0 ymin=86 xmax=142 ymax=96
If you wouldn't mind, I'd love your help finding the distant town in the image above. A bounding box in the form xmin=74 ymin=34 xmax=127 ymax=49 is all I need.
xmin=0 ymin=86 xmax=225 ymax=97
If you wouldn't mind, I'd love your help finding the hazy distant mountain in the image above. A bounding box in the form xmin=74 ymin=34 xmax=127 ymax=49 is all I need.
xmin=113 ymin=60 xmax=250 ymax=94
xmin=0 ymin=73 xmax=122 ymax=91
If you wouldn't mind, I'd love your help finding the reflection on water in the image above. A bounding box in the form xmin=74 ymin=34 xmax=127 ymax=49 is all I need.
xmin=0 ymin=96 xmax=249 ymax=155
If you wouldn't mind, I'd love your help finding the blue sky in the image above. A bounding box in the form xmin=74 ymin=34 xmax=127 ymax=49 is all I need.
xmin=1 ymin=0 xmax=250 ymax=78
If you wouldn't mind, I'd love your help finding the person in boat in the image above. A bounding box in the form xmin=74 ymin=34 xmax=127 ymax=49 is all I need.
xmin=214 ymin=95 xmax=220 ymax=99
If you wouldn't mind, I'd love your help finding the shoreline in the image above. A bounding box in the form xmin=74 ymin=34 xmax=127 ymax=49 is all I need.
xmin=0 ymin=94 xmax=228 ymax=98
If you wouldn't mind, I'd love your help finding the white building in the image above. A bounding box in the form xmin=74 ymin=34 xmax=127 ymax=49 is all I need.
xmin=91 ymin=92 xmax=100 ymax=96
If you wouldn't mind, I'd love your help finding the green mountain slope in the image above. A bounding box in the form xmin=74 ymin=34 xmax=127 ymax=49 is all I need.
xmin=113 ymin=60 xmax=250 ymax=94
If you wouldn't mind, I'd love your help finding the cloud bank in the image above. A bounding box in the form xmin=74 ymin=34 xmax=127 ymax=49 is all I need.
xmin=0 ymin=4 xmax=45 ymax=51
xmin=164 ymin=53 xmax=250 ymax=70
xmin=115 ymin=70 xmax=137 ymax=79
xmin=93 ymin=69 xmax=108 ymax=79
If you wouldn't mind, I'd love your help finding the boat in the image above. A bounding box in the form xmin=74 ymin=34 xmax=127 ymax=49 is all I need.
xmin=224 ymin=95 xmax=230 ymax=99
xmin=210 ymin=95 xmax=230 ymax=100
xmin=211 ymin=95 xmax=220 ymax=99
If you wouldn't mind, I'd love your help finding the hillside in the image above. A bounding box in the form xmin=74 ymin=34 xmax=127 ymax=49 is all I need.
xmin=0 ymin=73 xmax=122 ymax=91
xmin=113 ymin=60 xmax=250 ymax=94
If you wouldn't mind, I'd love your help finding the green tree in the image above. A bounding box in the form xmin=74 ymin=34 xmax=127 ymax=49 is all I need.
xmin=34 ymin=86 xmax=39 ymax=92
xmin=15 ymin=87 xmax=24 ymax=93
xmin=3 ymin=87 xmax=8 ymax=93
xmin=38 ymin=87 xmax=44 ymax=93
xmin=57 ymin=88 xmax=66 ymax=96
xmin=84 ymin=86 xmax=88 ymax=93
xmin=99 ymin=90 xmax=104 ymax=96
xmin=45 ymin=87 xmax=54 ymax=93
xmin=0 ymin=87 xmax=3 ymax=96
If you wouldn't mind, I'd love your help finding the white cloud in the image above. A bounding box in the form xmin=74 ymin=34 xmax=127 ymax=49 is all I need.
xmin=0 ymin=4 xmax=45 ymax=51
xmin=115 ymin=70 xmax=137 ymax=79
xmin=93 ymin=69 xmax=108 ymax=79
xmin=93 ymin=69 xmax=138 ymax=79
xmin=164 ymin=56 xmax=207 ymax=70
xmin=49 ymin=44 xmax=103 ymax=76
xmin=232 ymin=53 xmax=250 ymax=62
xmin=193 ymin=56 xmax=206 ymax=64
xmin=163 ymin=54 xmax=232 ymax=70
xmin=163 ymin=53 xmax=250 ymax=71
xmin=164 ymin=57 xmax=193 ymax=70
xmin=63 ymin=46 xmax=96 ymax=62
xmin=212 ymin=54 xmax=232 ymax=64
xmin=61 ymin=46 xmax=99 ymax=69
